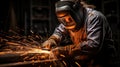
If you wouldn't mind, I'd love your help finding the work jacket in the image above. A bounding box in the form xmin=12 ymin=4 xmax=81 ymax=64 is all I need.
xmin=52 ymin=8 xmax=117 ymax=67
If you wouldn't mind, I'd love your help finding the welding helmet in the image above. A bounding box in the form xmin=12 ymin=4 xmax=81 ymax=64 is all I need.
xmin=55 ymin=0 xmax=83 ymax=30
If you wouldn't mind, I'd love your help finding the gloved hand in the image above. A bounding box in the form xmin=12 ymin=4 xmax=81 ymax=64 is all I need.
xmin=42 ymin=39 xmax=57 ymax=50
xmin=51 ymin=44 xmax=81 ymax=59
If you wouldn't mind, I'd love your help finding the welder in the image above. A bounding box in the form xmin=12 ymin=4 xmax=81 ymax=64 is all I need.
xmin=42 ymin=0 xmax=117 ymax=67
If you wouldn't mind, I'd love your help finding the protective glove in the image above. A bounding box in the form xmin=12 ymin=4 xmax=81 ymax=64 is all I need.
xmin=51 ymin=44 xmax=81 ymax=59
xmin=42 ymin=39 xmax=57 ymax=50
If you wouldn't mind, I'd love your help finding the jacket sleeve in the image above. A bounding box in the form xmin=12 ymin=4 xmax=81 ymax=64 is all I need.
xmin=50 ymin=24 xmax=68 ymax=45
xmin=79 ymin=11 xmax=106 ymax=58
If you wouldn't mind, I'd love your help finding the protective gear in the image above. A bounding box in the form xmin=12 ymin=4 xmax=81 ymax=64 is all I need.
xmin=42 ymin=39 xmax=57 ymax=50
xmin=55 ymin=0 xmax=84 ymax=30
xmin=42 ymin=35 xmax=61 ymax=50
xmin=57 ymin=10 xmax=77 ymax=30
xmin=51 ymin=44 xmax=81 ymax=59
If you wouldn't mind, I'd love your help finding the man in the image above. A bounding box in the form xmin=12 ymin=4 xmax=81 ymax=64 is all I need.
xmin=42 ymin=0 xmax=117 ymax=67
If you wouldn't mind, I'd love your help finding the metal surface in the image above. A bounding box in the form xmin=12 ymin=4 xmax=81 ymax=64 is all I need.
xmin=0 ymin=59 xmax=65 ymax=67
xmin=0 ymin=51 xmax=65 ymax=67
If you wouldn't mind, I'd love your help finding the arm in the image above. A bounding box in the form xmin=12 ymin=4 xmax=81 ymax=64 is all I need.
xmin=52 ymin=11 xmax=106 ymax=60
xmin=42 ymin=24 xmax=68 ymax=49
xmin=80 ymin=12 xmax=104 ymax=57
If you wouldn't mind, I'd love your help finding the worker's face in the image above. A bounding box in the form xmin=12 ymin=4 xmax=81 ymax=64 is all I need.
xmin=57 ymin=12 xmax=76 ymax=30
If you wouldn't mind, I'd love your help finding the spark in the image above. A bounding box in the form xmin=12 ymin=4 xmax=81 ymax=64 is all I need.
xmin=75 ymin=62 xmax=81 ymax=67
xmin=23 ymin=56 xmax=29 ymax=60
xmin=60 ymin=54 xmax=65 ymax=57
xmin=28 ymin=48 xmax=50 ymax=54
xmin=62 ymin=61 xmax=67 ymax=66
xmin=29 ymin=56 xmax=35 ymax=60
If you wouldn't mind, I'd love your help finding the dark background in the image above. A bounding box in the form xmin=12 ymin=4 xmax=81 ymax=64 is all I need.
xmin=0 ymin=0 xmax=120 ymax=64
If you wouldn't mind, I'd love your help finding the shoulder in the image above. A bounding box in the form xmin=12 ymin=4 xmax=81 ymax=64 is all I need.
xmin=85 ymin=8 xmax=107 ymax=25
xmin=86 ymin=8 xmax=106 ymax=20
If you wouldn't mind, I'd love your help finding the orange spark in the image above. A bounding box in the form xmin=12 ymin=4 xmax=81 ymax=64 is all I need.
xmin=60 ymin=54 xmax=65 ymax=57
xmin=75 ymin=62 xmax=81 ymax=67
xmin=62 ymin=61 xmax=67 ymax=66
xmin=28 ymin=48 xmax=50 ymax=54
xmin=50 ymin=65 xmax=52 ymax=67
